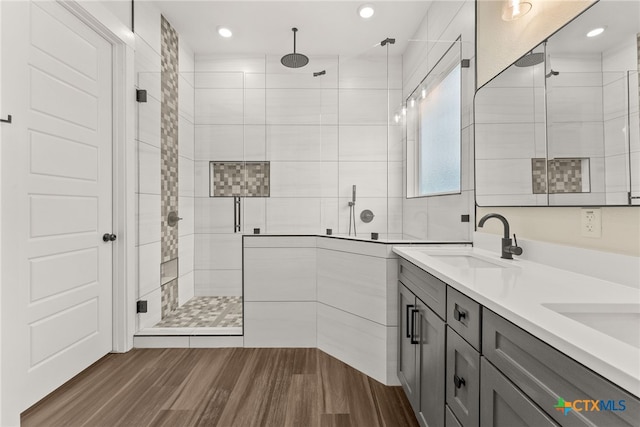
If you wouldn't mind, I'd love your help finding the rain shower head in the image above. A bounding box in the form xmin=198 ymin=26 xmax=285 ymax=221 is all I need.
xmin=514 ymin=52 xmax=544 ymax=67
xmin=281 ymin=28 xmax=309 ymax=68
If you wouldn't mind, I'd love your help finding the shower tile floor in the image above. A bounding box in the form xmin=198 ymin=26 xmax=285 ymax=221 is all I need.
xmin=153 ymin=296 xmax=243 ymax=328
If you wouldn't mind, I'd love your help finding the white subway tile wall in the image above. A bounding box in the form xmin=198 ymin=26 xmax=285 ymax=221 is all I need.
xmin=193 ymin=52 xmax=408 ymax=297
xmin=401 ymin=0 xmax=475 ymax=240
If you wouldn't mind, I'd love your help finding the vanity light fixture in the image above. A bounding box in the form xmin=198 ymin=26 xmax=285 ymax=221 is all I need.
xmin=586 ymin=27 xmax=605 ymax=37
xmin=421 ymin=88 xmax=426 ymax=99
xmin=358 ymin=4 xmax=375 ymax=19
xmin=394 ymin=114 xmax=400 ymax=123
xmin=402 ymin=106 xmax=407 ymax=116
xmin=217 ymin=26 xmax=233 ymax=38
xmin=410 ymin=98 xmax=415 ymax=108
xmin=501 ymin=0 xmax=532 ymax=21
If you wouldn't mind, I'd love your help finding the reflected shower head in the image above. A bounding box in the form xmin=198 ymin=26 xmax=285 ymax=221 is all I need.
xmin=281 ymin=28 xmax=309 ymax=68
xmin=514 ymin=52 xmax=544 ymax=67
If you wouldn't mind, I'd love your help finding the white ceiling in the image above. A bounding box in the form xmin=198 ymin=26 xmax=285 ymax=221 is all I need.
xmin=546 ymin=0 xmax=640 ymax=55
xmin=153 ymin=1 xmax=433 ymax=57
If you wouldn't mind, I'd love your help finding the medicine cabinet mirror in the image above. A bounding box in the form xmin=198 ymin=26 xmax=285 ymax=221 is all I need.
xmin=475 ymin=0 xmax=639 ymax=206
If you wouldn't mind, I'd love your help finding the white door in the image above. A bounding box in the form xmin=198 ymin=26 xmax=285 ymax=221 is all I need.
xmin=1 ymin=0 xmax=113 ymax=412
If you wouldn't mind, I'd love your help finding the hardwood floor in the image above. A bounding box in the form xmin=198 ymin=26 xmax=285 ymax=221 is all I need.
xmin=21 ymin=348 xmax=419 ymax=427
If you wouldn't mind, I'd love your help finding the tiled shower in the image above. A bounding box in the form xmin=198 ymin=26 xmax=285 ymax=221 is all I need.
xmin=193 ymin=50 xmax=404 ymax=303
xmin=134 ymin=0 xmax=478 ymax=335
xmin=135 ymin=9 xmax=406 ymax=333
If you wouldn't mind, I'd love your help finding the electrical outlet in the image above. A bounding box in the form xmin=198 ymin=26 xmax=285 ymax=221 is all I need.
xmin=581 ymin=208 xmax=601 ymax=238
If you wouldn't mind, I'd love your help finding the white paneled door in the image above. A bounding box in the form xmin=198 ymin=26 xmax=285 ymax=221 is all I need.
xmin=1 ymin=0 xmax=113 ymax=412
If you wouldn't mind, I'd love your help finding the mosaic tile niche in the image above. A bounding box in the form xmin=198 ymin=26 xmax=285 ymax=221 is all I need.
xmin=160 ymin=15 xmax=179 ymax=318
xmin=531 ymin=158 xmax=589 ymax=195
xmin=210 ymin=162 xmax=270 ymax=197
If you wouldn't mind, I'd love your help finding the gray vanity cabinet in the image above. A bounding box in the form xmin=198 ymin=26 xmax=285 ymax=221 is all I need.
xmin=483 ymin=308 xmax=640 ymax=427
xmin=398 ymin=282 xmax=419 ymax=407
xmin=397 ymin=256 xmax=640 ymax=427
xmin=480 ymin=357 xmax=559 ymax=427
xmin=446 ymin=327 xmax=480 ymax=427
xmin=398 ymin=259 xmax=447 ymax=427
xmin=416 ymin=297 xmax=446 ymax=427
xmin=446 ymin=406 xmax=463 ymax=427
xmin=398 ymin=282 xmax=446 ymax=427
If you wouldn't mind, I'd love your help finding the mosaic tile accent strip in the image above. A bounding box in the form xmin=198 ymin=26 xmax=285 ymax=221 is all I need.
xmin=210 ymin=161 xmax=270 ymax=197
xmin=531 ymin=158 xmax=547 ymax=194
xmin=548 ymin=158 xmax=586 ymax=194
xmin=161 ymin=279 xmax=179 ymax=318
xmin=154 ymin=296 xmax=243 ymax=328
xmin=160 ymin=15 xmax=179 ymax=318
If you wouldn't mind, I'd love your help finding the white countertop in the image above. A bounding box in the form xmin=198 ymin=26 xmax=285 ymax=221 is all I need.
xmin=392 ymin=246 xmax=640 ymax=398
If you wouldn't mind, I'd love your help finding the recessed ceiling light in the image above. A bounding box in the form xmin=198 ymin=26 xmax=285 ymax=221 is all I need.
xmin=217 ymin=26 xmax=233 ymax=38
xmin=586 ymin=27 xmax=605 ymax=38
xmin=358 ymin=4 xmax=375 ymax=19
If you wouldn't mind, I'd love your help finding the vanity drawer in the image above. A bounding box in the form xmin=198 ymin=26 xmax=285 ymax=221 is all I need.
xmin=399 ymin=259 xmax=446 ymax=319
xmin=446 ymin=327 xmax=480 ymax=427
xmin=480 ymin=357 xmax=559 ymax=427
xmin=446 ymin=405 xmax=463 ymax=427
xmin=447 ymin=286 xmax=481 ymax=351
xmin=483 ymin=308 xmax=640 ymax=427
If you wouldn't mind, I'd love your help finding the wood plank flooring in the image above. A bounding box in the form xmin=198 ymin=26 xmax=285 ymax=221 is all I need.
xmin=21 ymin=348 xmax=419 ymax=427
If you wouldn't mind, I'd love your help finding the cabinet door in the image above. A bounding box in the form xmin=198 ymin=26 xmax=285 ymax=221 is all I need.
xmin=481 ymin=357 xmax=559 ymax=427
xmin=483 ymin=308 xmax=640 ymax=427
xmin=446 ymin=405 xmax=463 ymax=427
xmin=416 ymin=298 xmax=446 ymax=427
xmin=447 ymin=327 xmax=480 ymax=427
xmin=398 ymin=282 xmax=418 ymax=407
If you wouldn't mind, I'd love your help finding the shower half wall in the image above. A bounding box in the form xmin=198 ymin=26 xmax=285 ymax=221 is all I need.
xmin=194 ymin=50 xmax=404 ymax=301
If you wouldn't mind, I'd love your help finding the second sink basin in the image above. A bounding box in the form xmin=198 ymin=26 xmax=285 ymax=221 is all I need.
xmin=427 ymin=253 xmax=510 ymax=269
xmin=542 ymin=303 xmax=640 ymax=349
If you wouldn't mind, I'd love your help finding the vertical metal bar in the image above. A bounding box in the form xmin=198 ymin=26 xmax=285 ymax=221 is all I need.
xmin=131 ymin=0 xmax=135 ymax=33
xmin=406 ymin=304 xmax=414 ymax=338
xmin=237 ymin=197 xmax=241 ymax=233
xmin=233 ymin=196 xmax=237 ymax=233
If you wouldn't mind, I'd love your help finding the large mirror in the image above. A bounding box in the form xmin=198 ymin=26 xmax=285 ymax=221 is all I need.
xmin=475 ymin=0 xmax=640 ymax=206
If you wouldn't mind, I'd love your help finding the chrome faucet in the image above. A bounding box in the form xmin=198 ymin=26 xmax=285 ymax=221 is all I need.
xmin=477 ymin=213 xmax=523 ymax=260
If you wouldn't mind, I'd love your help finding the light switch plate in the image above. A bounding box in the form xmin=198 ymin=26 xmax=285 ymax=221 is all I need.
xmin=581 ymin=208 xmax=601 ymax=238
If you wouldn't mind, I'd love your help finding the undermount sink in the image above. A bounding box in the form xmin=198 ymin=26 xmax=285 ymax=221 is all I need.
xmin=428 ymin=253 xmax=509 ymax=269
xmin=542 ymin=303 xmax=640 ymax=349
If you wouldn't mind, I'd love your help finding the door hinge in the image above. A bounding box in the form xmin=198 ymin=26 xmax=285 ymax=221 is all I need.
xmin=137 ymin=300 xmax=148 ymax=313
xmin=136 ymin=89 xmax=147 ymax=103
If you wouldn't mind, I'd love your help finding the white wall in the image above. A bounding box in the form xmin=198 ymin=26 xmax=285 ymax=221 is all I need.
xmin=401 ymin=0 xmax=475 ymax=241
xmin=193 ymin=53 xmax=403 ymax=297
